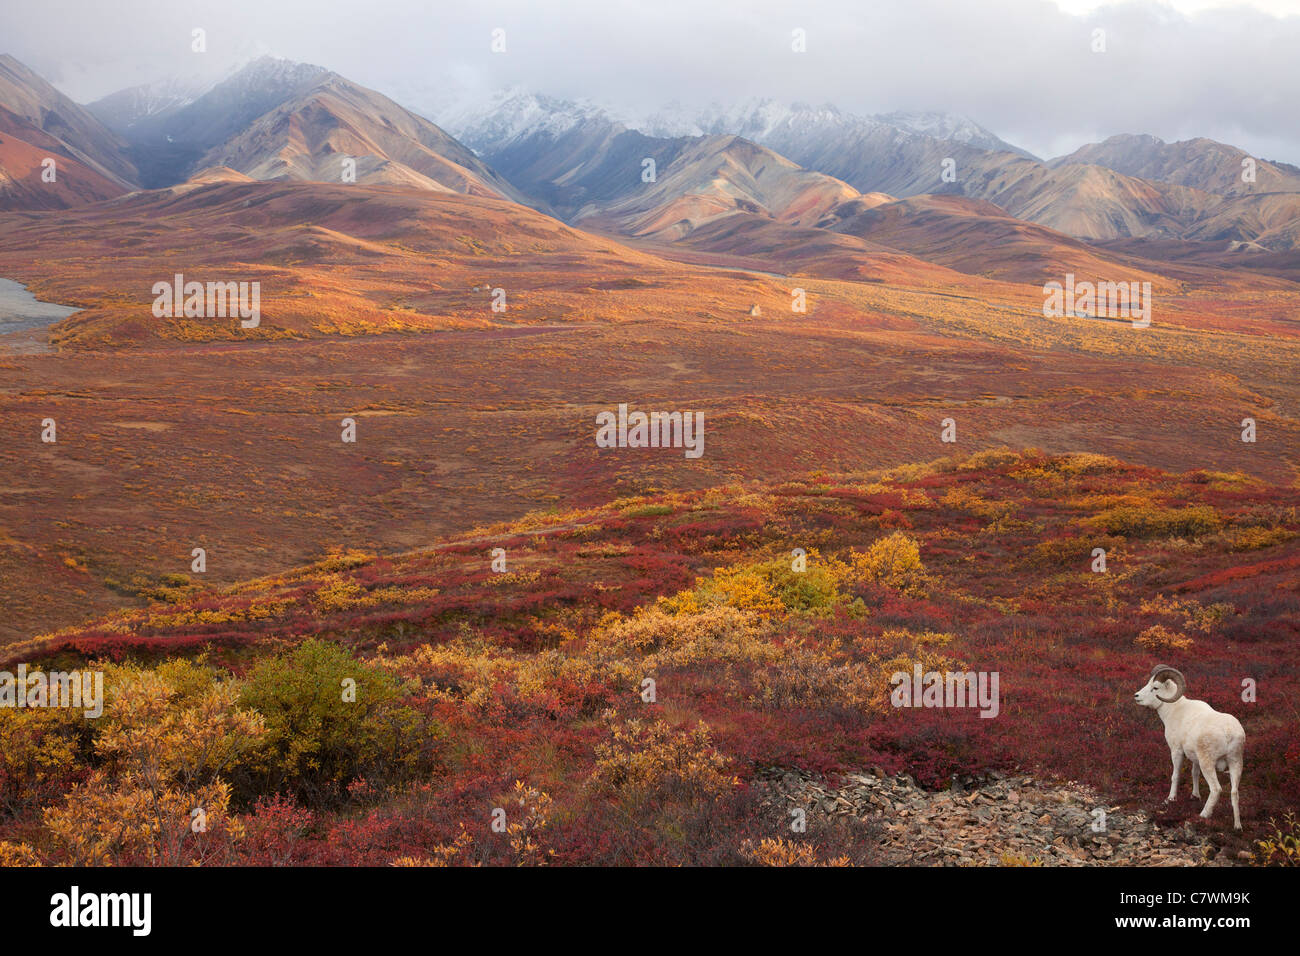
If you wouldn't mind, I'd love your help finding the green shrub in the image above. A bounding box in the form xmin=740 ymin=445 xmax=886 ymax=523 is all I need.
xmin=681 ymin=553 xmax=845 ymax=616
xmin=235 ymin=640 xmax=438 ymax=807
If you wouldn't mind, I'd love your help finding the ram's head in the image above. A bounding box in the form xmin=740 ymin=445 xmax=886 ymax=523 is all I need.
xmin=1135 ymin=664 xmax=1186 ymax=708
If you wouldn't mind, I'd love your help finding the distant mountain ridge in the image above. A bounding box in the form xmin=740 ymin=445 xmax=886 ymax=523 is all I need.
xmin=622 ymin=98 xmax=1038 ymax=160
xmin=0 ymin=53 xmax=137 ymax=208
xmin=80 ymin=57 xmax=525 ymax=201
xmin=86 ymin=75 xmax=213 ymax=133
xmin=1049 ymin=133 xmax=1300 ymax=197
xmin=447 ymin=88 xmax=1300 ymax=252
xmin=436 ymin=90 xmax=1182 ymax=285
xmin=4 ymin=56 xmax=1300 ymax=271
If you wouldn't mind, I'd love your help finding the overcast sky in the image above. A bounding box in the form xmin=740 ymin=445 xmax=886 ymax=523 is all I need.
xmin=3 ymin=0 xmax=1299 ymax=164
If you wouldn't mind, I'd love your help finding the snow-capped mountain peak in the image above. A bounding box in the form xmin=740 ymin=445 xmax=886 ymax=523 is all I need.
xmin=620 ymin=98 xmax=1030 ymax=158
xmin=219 ymin=55 xmax=331 ymax=94
xmin=872 ymin=110 xmax=1036 ymax=158
xmin=629 ymin=98 xmax=863 ymax=141
xmin=86 ymin=75 xmax=212 ymax=132
xmin=86 ymin=56 xmax=331 ymax=135
xmin=435 ymin=87 xmax=1036 ymax=167
xmin=441 ymin=87 xmax=622 ymax=154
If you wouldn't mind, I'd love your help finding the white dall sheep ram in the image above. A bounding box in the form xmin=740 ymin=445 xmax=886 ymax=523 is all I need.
xmin=1134 ymin=664 xmax=1245 ymax=830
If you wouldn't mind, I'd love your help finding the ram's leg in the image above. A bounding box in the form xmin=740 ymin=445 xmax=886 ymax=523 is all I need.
xmin=1198 ymin=747 xmax=1222 ymax=820
xmin=1191 ymin=759 xmax=1201 ymax=798
xmin=1228 ymin=751 xmax=1243 ymax=830
xmin=1167 ymin=749 xmax=1182 ymax=802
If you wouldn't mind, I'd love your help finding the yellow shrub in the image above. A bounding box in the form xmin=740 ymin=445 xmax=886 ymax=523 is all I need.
xmin=0 ymin=704 xmax=85 ymax=814
xmin=392 ymin=829 xmax=475 ymax=867
xmin=0 ymin=841 xmax=42 ymax=866
xmin=514 ymin=648 xmax=637 ymax=704
xmin=1210 ymin=526 xmax=1297 ymax=552
xmin=377 ymin=634 xmax=635 ymax=712
xmin=1139 ymin=594 xmax=1232 ymax=632
xmin=45 ymin=777 xmax=243 ymax=867
xmin=898 ymin=488 xmax=935 ymax=508
xmin=1055 ymin=452 xmax=1122 ymax=475
xmin=749 ymin=647 xmax=881 ymax=712
xmin=1029 ymin=535 xmax=1121 ymax=570
xmin=940 ymin=486 xmax=999 ymax=518
xmin=314 ymin=548 xmax=377 ymax=572
xmin=998 ymin=852 xmax=1044 ymax=866
xmin=849 ymin=532 xmax=927 ymax=595
xmin=662 ymin=551 xmax=847 ymax=620
xmin=1135 ymin=624 xmax=1194 ymax=652
xmin=881 ymin=627 xmax=955 ymax=646
xmin=588 ymin=605 xmax=778 ymax=668
xmin=589 ymin=720 xmax=737 ymax=798
xmin=872 ymin=647 xmax=971 ymax=708
xmin=1012 ymin=453 xmax=1119 ymax=482
xmin=43 ymin=663 xmax=263 ymax=865
xmin=1089 ymin=504 xmax=1222 ymax=539
xmin=364 ymin=585 xmax=442 ymax=605
xmin=486 ymin=569 xmax=542 ymax=587
xmin=685 ymin=564 xmax=782 ymax=616
xmin=500 ymin=781 xmax=554 ymax=866
xmin=376 ymin=638 xmax=519 ymax=709
xmin=1256 ymin=812 xmax=1300 ymax=866
xmin=312 ymin=574 xmax=376 ymax=612
xmin=740 ymin=838 xmax=850 ymax=867
xmin=146 ymin=599 xmax=293 ymax=630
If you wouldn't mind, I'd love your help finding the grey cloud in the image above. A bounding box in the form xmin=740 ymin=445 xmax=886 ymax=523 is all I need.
xmin=1 ymin=0 xmax=1297 ymax=163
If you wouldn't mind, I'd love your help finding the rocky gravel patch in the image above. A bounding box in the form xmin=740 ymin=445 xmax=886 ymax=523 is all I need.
xmin=757 ymin=768 xmax=1237 ymax=866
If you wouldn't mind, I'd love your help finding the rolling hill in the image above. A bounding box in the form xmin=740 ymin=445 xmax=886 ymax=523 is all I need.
xmin=3 ymin=448 xmax=1296 ymax=866
xmin=0 ymin=54 xmax=137 ymax=208
xmin=447 ymin=93 xmax=1190 ymax=284
xmin=572 ymin=134 xmax=863 ymax=239
xmin=91 ymin=57 xmax=523 ymax=201
xmin=0 ymin=174 xmax=799 ymax=347
xmin=1051 ymin=133 xmax=1300 ymax=197
xmin=821 ymin=193 xmax=1173 ymax=284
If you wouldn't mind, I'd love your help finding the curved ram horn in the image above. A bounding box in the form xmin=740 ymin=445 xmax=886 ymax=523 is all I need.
xmin=1151 ymin=665 xmax=1186 ymax=703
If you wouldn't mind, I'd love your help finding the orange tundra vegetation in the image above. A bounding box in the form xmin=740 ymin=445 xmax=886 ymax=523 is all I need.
xmin=2 ymin=449 xmax=1297 ymax=865
xmin=4 ymin=25 xmax=1300 ymax=879
xmin=3 ymin=181 xmax=1300 ymax=644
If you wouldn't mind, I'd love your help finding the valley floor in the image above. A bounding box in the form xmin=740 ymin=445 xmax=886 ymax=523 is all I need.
xmin=2 ymin=448 xmax=1295 ymax=865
